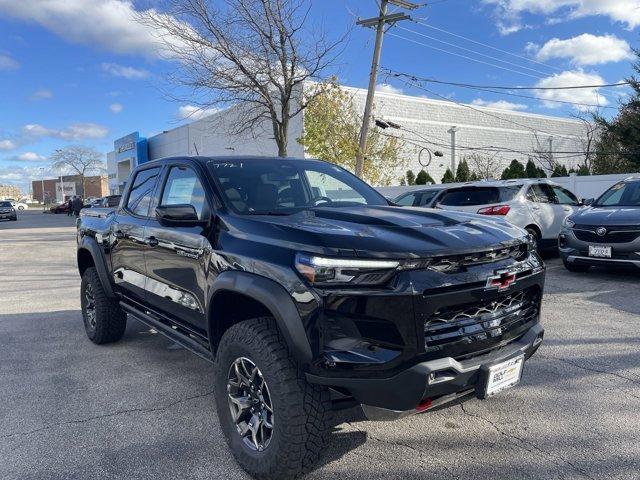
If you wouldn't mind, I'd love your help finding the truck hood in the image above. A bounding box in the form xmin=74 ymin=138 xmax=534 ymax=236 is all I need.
xmin=224 ymin=205 xmax=526 ymax=257
xmin=570 ymin=206 xmax=640 ymax=226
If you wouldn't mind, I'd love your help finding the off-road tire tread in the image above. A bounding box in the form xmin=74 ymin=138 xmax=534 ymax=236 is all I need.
xmin=214 ymin=317 xmax=332 ymax=480
xmin=81 ymin=267 xmax=126 ymax=344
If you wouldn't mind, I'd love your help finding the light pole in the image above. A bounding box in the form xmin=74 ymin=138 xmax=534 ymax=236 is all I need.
xmin=39 ymin=167 xmax=45 ymax=212
xmin=448 ymin=126 xmax=459 ymax=175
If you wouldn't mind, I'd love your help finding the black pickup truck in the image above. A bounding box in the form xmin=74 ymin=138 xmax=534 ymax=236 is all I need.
xmin=77 ymin=156 xmax=545 ymax=479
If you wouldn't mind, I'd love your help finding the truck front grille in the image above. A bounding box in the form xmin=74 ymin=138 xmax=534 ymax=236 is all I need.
xmin=424 ymin=288 xmax=540 ymax=359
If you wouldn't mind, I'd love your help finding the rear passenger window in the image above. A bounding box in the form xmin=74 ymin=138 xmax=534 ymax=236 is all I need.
xmin=160 ymin=166 xmax=207 ymax=220
xmin=527 ymin=184 xmax=552 ymax=203
xmin=126 ymin=167 xmax=161 ymax=217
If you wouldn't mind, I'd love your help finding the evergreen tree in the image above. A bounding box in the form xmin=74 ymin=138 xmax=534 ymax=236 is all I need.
xmin=415 ymin=170 xmax=435 ymax=185
xmin=501 ymin=159 xmax=526 ymax=180
xmin=441 ymin=168 xmax=455 ymax=183
xmin=525 ymin=159 xmax=542 ymax=178
xmin=593 ymin=48 xmax=640 ymax=173
xmin=454 ymin=159 xmax=471 ymax=182
xmin=551 ymin=164 xmax=569 ymax=177
xmin=406 ymin=170 xmax=416 ymax=185
xmin=577 ymin=164 xmax=591 ymax=176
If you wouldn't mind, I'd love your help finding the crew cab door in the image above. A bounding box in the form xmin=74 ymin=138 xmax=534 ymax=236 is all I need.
xmin=110 ymin=166 xmax=162 ymax=303
xmin=143 ymin=163 xmax=213 ymax=334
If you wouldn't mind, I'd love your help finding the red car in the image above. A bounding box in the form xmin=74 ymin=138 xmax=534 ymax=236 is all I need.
xmin=50 ymin=202 xmax=71 ymax=214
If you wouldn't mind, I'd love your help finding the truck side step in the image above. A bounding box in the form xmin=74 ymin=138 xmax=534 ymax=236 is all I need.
xmin=120 ymin=302 xmax=214 ymax=363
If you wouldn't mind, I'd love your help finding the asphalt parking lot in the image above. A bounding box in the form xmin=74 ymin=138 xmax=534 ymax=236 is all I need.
xmin=1 ymin=211 xmax=639 ymax=480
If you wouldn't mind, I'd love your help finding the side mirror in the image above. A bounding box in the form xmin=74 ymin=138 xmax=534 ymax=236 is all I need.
xmin=155 ymin=204 xmax=206 ymax=227
xmin=582 ymin=198 xmax=594 ymax=206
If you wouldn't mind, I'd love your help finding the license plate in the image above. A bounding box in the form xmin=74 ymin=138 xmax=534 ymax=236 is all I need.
xmin=485 ymin=356 xmax=524 ymax=397
xmin=589 ymin=245 xmax=612 ymax=258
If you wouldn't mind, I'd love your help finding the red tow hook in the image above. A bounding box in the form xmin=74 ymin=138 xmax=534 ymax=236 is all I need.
xmin=415 ymin=398 xmax=433 ymax=413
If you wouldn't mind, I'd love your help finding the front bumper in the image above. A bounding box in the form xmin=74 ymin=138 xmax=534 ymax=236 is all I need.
xmin=559 ymin=229 xmax=640 ymax=269
xmin=307 ymin=323 xmax=544 ymax=419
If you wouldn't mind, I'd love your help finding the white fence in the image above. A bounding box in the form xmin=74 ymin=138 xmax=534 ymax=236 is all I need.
xmin=552 ymin=173 xmax=639 ymax=200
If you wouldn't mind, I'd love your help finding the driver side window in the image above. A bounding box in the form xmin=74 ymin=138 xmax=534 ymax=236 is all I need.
xmin=305 ymin=170 xmax=367 ymax=204
xmin=160 ymin=166 xmax=207 ymax=220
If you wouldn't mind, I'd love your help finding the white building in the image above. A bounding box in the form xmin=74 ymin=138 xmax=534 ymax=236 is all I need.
xmin=106 ymin=84 xmax=588 ymax=193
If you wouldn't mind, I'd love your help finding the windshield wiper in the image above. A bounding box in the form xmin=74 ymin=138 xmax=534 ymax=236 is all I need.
xmin=245 ymin=210 xmax=292 ymax=216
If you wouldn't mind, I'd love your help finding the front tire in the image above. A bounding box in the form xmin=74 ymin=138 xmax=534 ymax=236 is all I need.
xmin=214 ymin=317 xmax=332 ymax=480
xmin=80 ymin=267 xmax=127 ymax=344
xmin=563 ymin=260 xmax=590 ymax=273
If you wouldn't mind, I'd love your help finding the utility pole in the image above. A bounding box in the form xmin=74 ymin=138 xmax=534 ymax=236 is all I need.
xmin=355 ymin=0 xmax=419 ymax=179
xmin=448 ymin=126 xmax=459 ymax=174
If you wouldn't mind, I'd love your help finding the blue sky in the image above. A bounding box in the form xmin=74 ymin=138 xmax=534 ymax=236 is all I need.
xmin=0 ymin=0 xmax=638 ymax=193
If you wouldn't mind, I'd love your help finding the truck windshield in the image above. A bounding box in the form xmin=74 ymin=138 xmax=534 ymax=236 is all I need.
xmin=594 ymin=181 xmax=640 ymax=207
xmin=207 ymin=159 xmax=389 ymax=215
xmin=438 ymin=186 xmax=521 ymax=206
xmin=0 ymin=201 xmax=11 ymax=207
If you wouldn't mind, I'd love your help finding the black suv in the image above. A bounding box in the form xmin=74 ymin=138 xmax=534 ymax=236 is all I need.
xmin=560 ymin=176 xmax=640 ymax=271
xmin=76 ymin=157 xmax=545 ymax=479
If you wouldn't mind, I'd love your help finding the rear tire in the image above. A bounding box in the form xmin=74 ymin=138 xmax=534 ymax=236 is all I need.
xmin=563 ymin=260 xmax=590 ymax=273
xmin=525 ymin=227 xmax=541 ymax=252
xmin=214 ymin=317 xmax=332 ymax=480
xmin=80 ymin=267 xmax=126 ymax=344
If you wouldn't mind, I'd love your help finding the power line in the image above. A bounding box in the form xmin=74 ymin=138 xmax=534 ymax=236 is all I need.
xmin=387 ymin=32 xmax=543 ymax=79
xmin=412 ymin=20 xmax=564 ymax=73
xmin=394 ymin=76 xmax=562 ymax=137
xmin=397 ymin=25 xmax=554 ymax=78
xmin=385 ymin=71 xmax=631 ymax=90
xmin=382 ymin=69 xmax=618 ymax=110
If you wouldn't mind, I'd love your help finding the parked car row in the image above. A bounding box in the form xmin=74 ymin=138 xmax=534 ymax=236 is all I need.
xmin=393 ymin=177 xmax=640 ymax=274
xmin=50 ymin=195 xmax=122 ymax=214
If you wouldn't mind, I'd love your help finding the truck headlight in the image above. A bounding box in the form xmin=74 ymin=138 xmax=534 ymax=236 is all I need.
xmin=563 ymin=217 xmax=575 ymax=228
xmin=294 ymin=253 xmax=400 ymax=286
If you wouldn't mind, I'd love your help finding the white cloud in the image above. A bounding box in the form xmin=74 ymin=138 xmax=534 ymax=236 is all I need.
xmin=471 ymin=99 xmax=528 ymax=111
xmin=109 ymin=103 xmax=124 ymax=113
xmin=0 ymin=53 xmax=19 ymax=70
xmin=376 ymin=83 xmax=404 ymax=95
xmin=535 ymin=70 xmax=609 ymax=110
xmin=177 ymin=105 xmax=220 ymax=120
xmin=483 ymin=0 xmax=640 ymax=32
xmin=6 ymin=152 xmax=47 ymax=162
xmin=535 ymin=34 xmax=633 ymax=66
xmin=0 ymin=0 xmax=185 ymax=58
xmin=101 ymin=62 xmax=150 ymax=80
xmin=22 ymin=123 xmax=109 ymax=140
xmin=30 ymin=88 xmax=53 ymax=100
xmin=0 ymin=140 xmax=16 ymax=150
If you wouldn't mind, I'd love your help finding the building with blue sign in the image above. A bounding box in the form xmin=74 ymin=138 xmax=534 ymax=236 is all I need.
xmin=107 ymin=132 xmax=149 ymax=194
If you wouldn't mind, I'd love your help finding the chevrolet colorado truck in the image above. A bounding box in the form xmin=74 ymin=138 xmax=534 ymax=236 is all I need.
xmin=76 ymin=156 xmax=545 ymax=479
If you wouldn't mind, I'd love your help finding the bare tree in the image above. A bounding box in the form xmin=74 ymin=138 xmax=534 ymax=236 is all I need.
xmin=50 ymin=146 xmax=106 ymax=198
xmin=531 ymin=133 xmax=556 ymax=175
xmin=138 ymin=0 xmax=347 ymax=157
xmin=571 ymin=111 xmax=601 ymax=173
xmin=465 ymin=152 xmax=502 ymax=180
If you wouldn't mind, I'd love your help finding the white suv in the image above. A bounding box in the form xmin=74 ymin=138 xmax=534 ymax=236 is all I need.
xmin=434 ymin=179 xmax=583 ymax=250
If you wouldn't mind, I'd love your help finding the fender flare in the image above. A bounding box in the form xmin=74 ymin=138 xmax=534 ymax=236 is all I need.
xmin=77 ymin=236 xmax=116 ymax=298
xmin=208 ymin=271 xmax=313 ymax=364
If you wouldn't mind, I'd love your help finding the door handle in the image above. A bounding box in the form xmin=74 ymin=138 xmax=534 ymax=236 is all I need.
xmin=146 ymin=236 xmax=159 ymax=247
xmin=114 ymin=230 xmax=124 ymax=239
xmin=531 ymin=206 xmax=540 ymax=211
